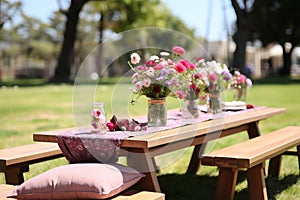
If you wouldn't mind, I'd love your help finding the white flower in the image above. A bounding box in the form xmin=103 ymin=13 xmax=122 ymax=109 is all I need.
xmin=149 ymin=55 xmax=159 ymax=61
xmin=160 ymin=52 xmax=170 ymax=56
xmin=234 ymin=71 xmax=241 ymax=76
xmin=130 ymin=53 xmax=141 ymax=64
xmin=197 ymin=58 xmax=205 ymax=64
xmin=146 ymin=67 xmax=155 ymax=77
xmin=207 ymin=61 xmax=223 ymax=74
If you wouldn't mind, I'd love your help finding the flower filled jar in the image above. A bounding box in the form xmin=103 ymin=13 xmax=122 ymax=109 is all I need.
xmin=128 ymin=45 xmax=191 ymax=127
xmin=147 ymin=97 xmax=167 ymax=127
xmin=231 ymin=71 xmax=252 ymax=103
xmin=91 ymin=102 xmax=107 ymax=133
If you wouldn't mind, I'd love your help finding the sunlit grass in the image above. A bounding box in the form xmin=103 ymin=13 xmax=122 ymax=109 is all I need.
xmin=0 ymin=80 xmax=299 ymax=199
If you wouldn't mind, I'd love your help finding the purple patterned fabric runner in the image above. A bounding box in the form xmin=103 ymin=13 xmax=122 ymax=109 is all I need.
xmin=57 ymin=107 xmax=265 ymax=164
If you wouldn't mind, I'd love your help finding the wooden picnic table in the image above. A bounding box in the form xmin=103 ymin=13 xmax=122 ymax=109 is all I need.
xmin=33 ymin=107 xmax=285 ymax=193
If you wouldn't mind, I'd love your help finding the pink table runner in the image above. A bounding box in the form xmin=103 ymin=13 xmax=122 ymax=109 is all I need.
xmin=57 ymin=107 xmax=264 ymax=164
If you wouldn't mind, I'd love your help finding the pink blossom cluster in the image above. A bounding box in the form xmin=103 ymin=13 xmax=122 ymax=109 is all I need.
xmin=231 ymin=71 xmax=252 ymax=89
xmin=197 ymin=60 xmax=233 ymax=94
xmin=129 ymin=46 xmax=191 ymax=99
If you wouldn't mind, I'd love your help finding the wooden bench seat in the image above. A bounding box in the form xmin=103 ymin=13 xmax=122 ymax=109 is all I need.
xmin=201 ymin=126 xmax=300 ymax=200
xmin=0 ymin=184 xmax=165 ymax=200
xmin=0 ymin=184 xmax=16 ymax=199
xmin=0 ymin=143 xmax=63 ymax=185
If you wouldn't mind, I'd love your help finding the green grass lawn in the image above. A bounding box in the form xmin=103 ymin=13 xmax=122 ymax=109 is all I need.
xmin=0 ymin=79 xmax=299 ymax=199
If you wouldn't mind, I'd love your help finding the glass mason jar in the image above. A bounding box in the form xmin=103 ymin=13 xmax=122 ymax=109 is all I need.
xmin=233 ymin=87 xmax=247 ymax=102
xmin=182 ymin=99 xmax=200 ymax=118
xmin=208 ymin=93 xmax=222 ymax=114
xmin=148 ymin=98 xmax=167 ymax=127
xmin=91 ymin=102 xmax=107 ymax=133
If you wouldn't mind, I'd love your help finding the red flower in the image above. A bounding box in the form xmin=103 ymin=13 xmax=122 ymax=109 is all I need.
xmin=194 ymin=74 xmax=200 ymax=79
xmin=189 ymin=63 xmax=196 ymax=69
xmin=180 ymin=59 xmax=190 ymax=68
xmin=152 ymin=85 xmax=161 ymax=94
xmin=146 ymin=60 xmax=156 ymax=66
xmin=106 ymin=122 xmax=115 ymax=131
xmin=191 ymin=83 xmax=197 ymax=90
xmin=175 ymin=63 xmax=186 ymax=73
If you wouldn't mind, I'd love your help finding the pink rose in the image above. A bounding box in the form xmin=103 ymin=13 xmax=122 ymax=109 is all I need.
xmin=208 ymin=73 xmax=218 ymax=82
xmin=189 ymin=62 xmax=196 ymax=69
xmin=153 ymin=63 xmax=164 ymax=70
xmin=136 ymin=65 xmax=148 ymax=70
xmin=172 ymin=46 xmax=185 ymax=56
xmin=175 ymin=63 xmax=186 ymax=73
xmin=176 ymin=90 xmax=185 ymax=99
xmin=237 ymin=74 xmax=246 ymax=84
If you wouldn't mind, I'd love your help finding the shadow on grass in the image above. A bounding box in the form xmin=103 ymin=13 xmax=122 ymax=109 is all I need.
xmin=158 ymin=173 xmax=299 ymax=200
xmin=158 ymin=174 xmax=217 ymax=200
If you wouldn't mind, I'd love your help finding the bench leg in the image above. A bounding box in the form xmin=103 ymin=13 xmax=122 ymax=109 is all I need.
xmin=186 ymin=143 xmax=207 ymax=174
xmin=268 ymin=155 xmax=282 ymax=177
xmin=297 ymin=146 xmax=300 ymax=172
xmin=246 ymin=164 xmax=268 ymax=200
xmin=5 ymin=165 xmax=29 ymax=185
xmin=215 ymin=167 xmax=238 ymax=200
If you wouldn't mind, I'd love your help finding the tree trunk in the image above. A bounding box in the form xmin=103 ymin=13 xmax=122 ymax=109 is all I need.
xmin=233 ymin=28 xmax=248 ymax=75
xmin=231 ymin=0 xmax=250 ymax=77
xmin=96 ymin=11 xmax=104 ymax=77
xmin=280 ymin=43 xmax=293 ymax=76
xmin=51 ymin=0 xmax=89 ymax=83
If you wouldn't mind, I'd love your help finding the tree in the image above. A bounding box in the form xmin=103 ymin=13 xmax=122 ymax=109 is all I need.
xmin=50 ymin=0 xmax=90 ymax=83
xmin=52 ymin=0 xmax=195 ymax=82
xmin=231 ymin=0 xmax=261 ymax=76
xmin=253 ymin=0 xmax=300 ymax=76
xmin=0 ymin=0 xmax=22 ymax=29
xmin=0 ymin=0 xmax=22 ymax=81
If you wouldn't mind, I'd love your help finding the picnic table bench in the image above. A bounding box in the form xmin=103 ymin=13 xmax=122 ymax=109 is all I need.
xmin=0 ymin=142 xmax=63 ymax=185
xmin=201 ymin=126 xmax=300 ymax=200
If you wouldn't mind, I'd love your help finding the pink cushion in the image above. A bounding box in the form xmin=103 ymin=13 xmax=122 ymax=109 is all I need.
xmin=8 ymin=163 xmax=144 ymax=199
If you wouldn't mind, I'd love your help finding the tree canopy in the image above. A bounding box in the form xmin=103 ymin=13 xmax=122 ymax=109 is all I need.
xmin=252 ymin=0 xmax=300 ymax=75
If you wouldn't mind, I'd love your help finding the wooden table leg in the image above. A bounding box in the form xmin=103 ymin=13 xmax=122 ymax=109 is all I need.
xmin=215 ymin=167 xmax=238 ymax=200
xmin=127 ymin=148 xmax=161 ymax=193
xmin=297 ymin=145 xmax=300 ymax=171
xmin=186 ymin=143 xmax=207 ymax=174
xmin=268 ymin=155 xmax=282 ymax=177
xmin=247 ymin=121 xmax=261 ymax=139
xmin=246 ymin=164 xmax=268 ymax=200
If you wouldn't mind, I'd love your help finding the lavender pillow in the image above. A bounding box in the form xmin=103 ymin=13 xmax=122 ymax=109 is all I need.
xmin=8 ymin=163 xmax=144 ymax=199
